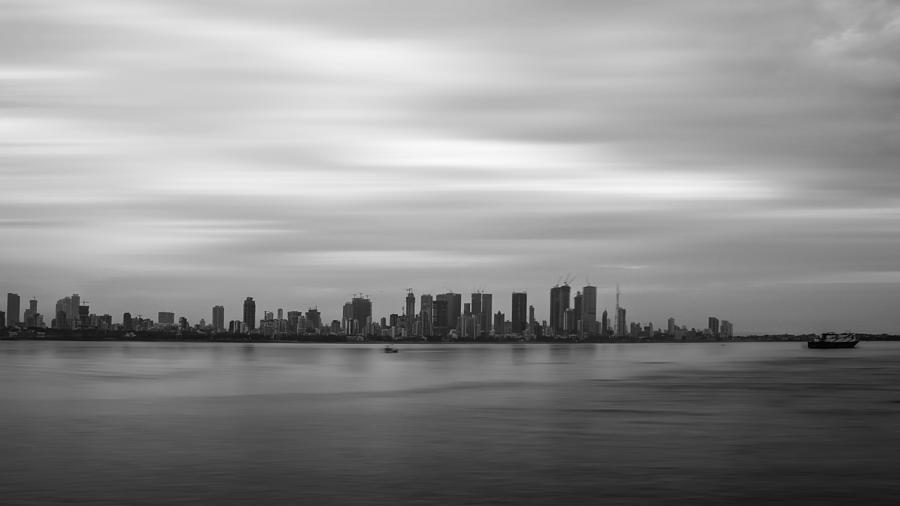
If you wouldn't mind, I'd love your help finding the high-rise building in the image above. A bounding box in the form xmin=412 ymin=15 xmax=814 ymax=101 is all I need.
xmin=549 ymin=284 xmax=571 ymax=335
xmin=471 ymin=292 xmax=493 ymax=336
xmin=615 ymin=307 xmax=627 ymax=337
xmin=79 ymin=305 xmax=90 ymax=326
xmin=432 ymin=298 xmax=449 ymax=336
xmin=305 ymin=308 xmax=321 ymax=331
xmin=0 ymin=311 xmax=5 ymax=328
xmin=212 ymin=305 xmax=225 ymax=332
xmin=406 ymin=291 xmax=416 ymax=337
xmin=601 ymin=309 xmax=609 ymax=337
xmin=511 ymin=292 xmax=527 ymax=333
xmin=614 ymin=285 xmax=626 ymax=338
xmin=481 ymin=293 xmax=492 ymax=335
xmin=6 ymin=293 xmax=20 ymax=327
xmin=420 ymin=294 xmax=433 ymax=337
xmin=158 ymin=311 xmax=175 ymax=325
xmin=573 ymin=291 xmax=583 ymax=324
xmin=352 ymin=297 xmax=372 ymax=335
xmin=69 ymin=294 xmax=80 ymax=328
xmin=243 ymin=297 xmax=256 ymax=331
xmin=123 ymin=312 xmax=133 ymax=331
xmin=493 ymin=311 xmax=505 ymax=334
xmin=582 ymin=285 xmax=597 ymax=336
xmin=436 ymin=293 xmax=461 ymax=331
xmin=708 ymin=317 xmax=720 ymax=338
xmin=721 ymin=320 xmax=733 ymax=338
xmin=667 ymin=317 xmax=675 ymax=335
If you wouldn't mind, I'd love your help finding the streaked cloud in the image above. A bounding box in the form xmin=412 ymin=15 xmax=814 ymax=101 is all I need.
xmin=1 ymin=0 xmax=899 ymax=333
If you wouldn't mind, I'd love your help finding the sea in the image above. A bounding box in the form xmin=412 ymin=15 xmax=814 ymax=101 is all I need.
xmin=1 ymin=341 xmax=899 ymax=505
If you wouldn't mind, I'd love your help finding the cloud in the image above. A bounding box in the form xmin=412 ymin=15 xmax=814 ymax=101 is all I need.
xmin=1 ymin=0 xmax=899 ymax=333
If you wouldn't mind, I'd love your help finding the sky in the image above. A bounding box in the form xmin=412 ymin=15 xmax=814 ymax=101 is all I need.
xmin=1 ymin=0 xmax=899 ymax=334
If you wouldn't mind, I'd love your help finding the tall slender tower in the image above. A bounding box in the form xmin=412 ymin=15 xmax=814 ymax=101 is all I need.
xmin=614 ymin=285 xmax=626 ymax=338
xmin=405 ymin=290 xmax=416 ymax=337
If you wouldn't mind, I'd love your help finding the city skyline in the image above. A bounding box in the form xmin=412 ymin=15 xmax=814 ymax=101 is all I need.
xmin=2 ymin=1 xmax=899 ymax=334
xmin=1 ymin=281 xmax=735 ymax=341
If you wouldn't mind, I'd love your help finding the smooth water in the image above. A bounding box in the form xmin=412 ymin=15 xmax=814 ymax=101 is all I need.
xmin=2 ymin=341 xmax=899 ymax=505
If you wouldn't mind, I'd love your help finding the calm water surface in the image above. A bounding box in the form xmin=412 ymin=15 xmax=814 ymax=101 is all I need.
xmin=2 ymin=341 xmax=899 ymax=505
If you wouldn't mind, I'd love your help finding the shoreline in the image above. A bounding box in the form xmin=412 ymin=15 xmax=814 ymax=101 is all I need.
xmin=3 ymin=333 xmax=900 ymax=344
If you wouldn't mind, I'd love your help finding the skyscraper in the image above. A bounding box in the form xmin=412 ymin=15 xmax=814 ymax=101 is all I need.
xmin=601 ymin=309 xmax=609 ymax=337
xmin=351 ymin=297 xmax=372 ymax=335
xmin=721 ymin=320 xmax=733 ymax=338
xmin=573 ymin=291 xmax=583 ymax=325
xmin=614 ymin=285 xmax=626 ymax=338
xmin=305 ymin=308 xmax=322 ymax=331
xmin=420 ymin=294 xmax=433 ymax=338
xmin=471 ymin=292 xmax=493 ymax=336
xmin=158 ymin=311 xmax=175 ymax=325
xmin=511 ymin=292 xmax=527 ymax=333
xmin=212 ymin=305 xmax=225 ymax=332
xmin=437 ymin=292 xmax=461 ymax=331
xmin=432 ymin=298 xmax=449 ymax=336
xmin=615 ymin=307 xmax=626 ymax=337
xmin=6 ymin=293 xmax=20 ymax=326
xmin=123 ymin=312 xmax=133 ymax=331
xmin=68 ymin=294 xmax=80 ymax=328
xmin=549 ymin=284 xmax=571 ymax=335
xmin=405 ymin=291 xmax=416 ymax=337
xmin=667 ymin=317 xmax=675 ymax=335
xmin=243 ymin=297 xmax=256 ymax=331
xmin=582 ymin=285 xmax=597 ymax=336
xmin=708 ymin=317 xmax=720 ymax=338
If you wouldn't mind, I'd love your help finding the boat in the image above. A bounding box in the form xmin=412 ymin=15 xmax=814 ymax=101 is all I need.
xmin=808 ymin=332 xmax=859 ymax=349
xmin=383 ymin=345 xmax=399 ymax=353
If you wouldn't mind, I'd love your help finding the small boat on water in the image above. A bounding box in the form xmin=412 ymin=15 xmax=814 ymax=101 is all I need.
xmin=808 ymin=332 xmax=859 ymax=349
xmin=383 ymin=345 xmax=399 ymax=353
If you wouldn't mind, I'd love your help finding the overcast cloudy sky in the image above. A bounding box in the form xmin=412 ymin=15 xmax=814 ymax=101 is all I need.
xmin=2 ymin=0 xmax=899 ymax=333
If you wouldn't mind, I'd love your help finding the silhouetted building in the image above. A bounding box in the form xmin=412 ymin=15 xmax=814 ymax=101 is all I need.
xmin=432 ymin=298 xmax=449 ymax=337
xmin=721 ymin=320 xmax=733 ymax=338
xmin=406 ymin=291 xmax=416 ymax=337
xmin=667 ymin=317 xmax=675 ymax=335
xmin=158 ymin=311 xmax=175 ymax=325
xmin=549 ymin=284 xmax=570 ymax=335
xmin=305 ymin=308 xmax=321 ymax=331
xmin=601 ymin=309 xmax=609 ymax=337
xmin=471 ymin=292 xmax=492 ymax=336
xmin=123 ymin=312 xmax=133 ymax=331
xmin=708 ymin=317 xmax=720 ymax=338
xmin=529 ymin=305 xmax=536 ymax=335
xmin=582 ymin=285 xmax=597 ymax=335
xmin=511 ymin=292 xmax=527 ymax=333
xmin=493 ymin=311 xmax=505 ymax=335
xmin=615 ymin=307 xmax=626 ymax=337
xmin=436 ymin=293 xmax=461 ymax=331
xmin=212 ymin=305 xmax=225 ymax=332
xmin=243 ymin=297 xmax=256 ymax=331
xmin=420 ymin=294 xmax=433 ymax=337
xmin=6 ymin=293 xmax=20 ymax=327
xmin=351 ymin=297 xmax=372 ymax=335
xmin=0 ymin=310 xmax=5 ymax=328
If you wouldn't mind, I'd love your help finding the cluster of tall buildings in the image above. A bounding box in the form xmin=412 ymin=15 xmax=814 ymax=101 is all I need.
xmin=1 ymin=285 xmax=734 ymax=340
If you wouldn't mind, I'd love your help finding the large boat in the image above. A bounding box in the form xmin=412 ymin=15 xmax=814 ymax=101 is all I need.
xmin=808 ymin=332 xmax=859 ymax=349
